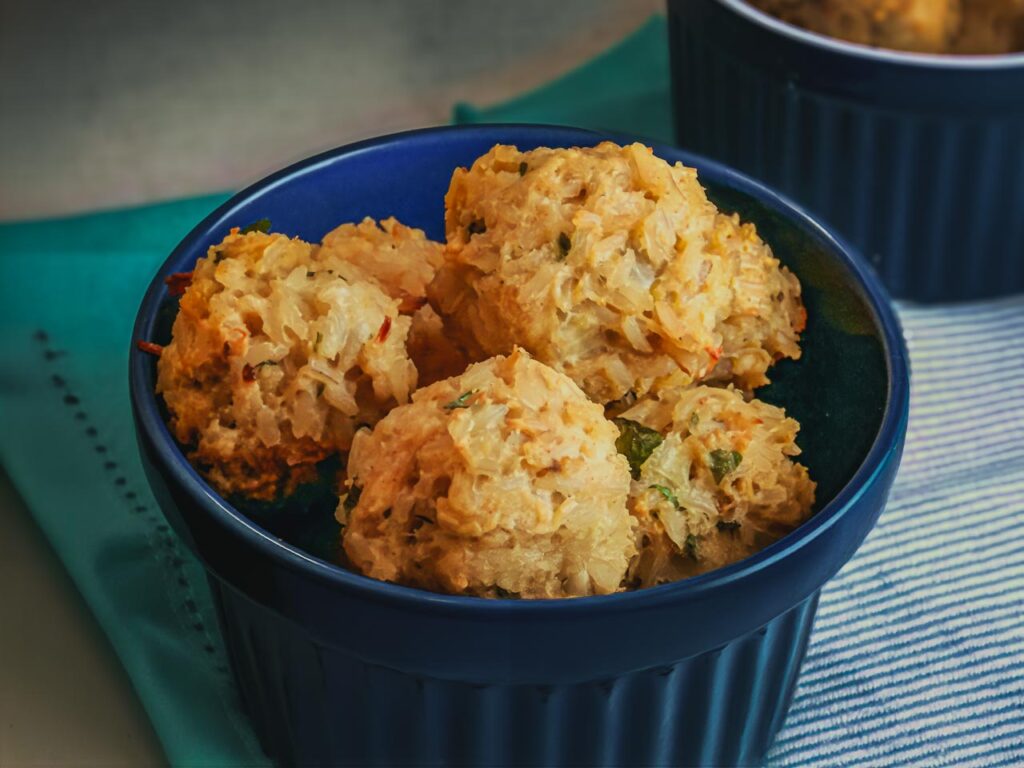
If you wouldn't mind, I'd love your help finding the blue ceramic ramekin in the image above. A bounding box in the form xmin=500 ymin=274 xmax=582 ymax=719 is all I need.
xmin=130 ymin=125 xmax=910 ymax=767
xmin=668 ymin=0 xmax=1024 ymax=302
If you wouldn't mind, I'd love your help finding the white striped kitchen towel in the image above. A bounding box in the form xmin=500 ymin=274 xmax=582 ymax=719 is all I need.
xmin=768 ymin=297 xmax=1024 ymax=767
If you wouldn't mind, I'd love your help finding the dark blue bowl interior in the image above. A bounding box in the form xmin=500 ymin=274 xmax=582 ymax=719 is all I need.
xmin=133 ymin=124 xmax=904 ymax=598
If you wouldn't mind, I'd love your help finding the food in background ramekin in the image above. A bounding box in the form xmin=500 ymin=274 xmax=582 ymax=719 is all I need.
xmin=750 ymin=0 xmax=1024 ymax=55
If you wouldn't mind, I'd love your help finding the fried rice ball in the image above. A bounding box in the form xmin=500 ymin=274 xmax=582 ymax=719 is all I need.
xmin=320 ymin=216 xmax=443 ymax=312
xmin=321 ymin=216 xmax=467 ymax=386
xmin=406 ymin=304 xmax=470 ymax=387
xmin=429 ymin=142 xmax=805 ymax=404
xmin=339 ymin=349 xmax=636 ymax=598
xmin=157 ymin=226 xmax=416 ymax=501
xmin=751 ymin=0 xmax=1024 ymax=54
xmin=615 ymin=385 xmax=815 ymax=587
xmin=751 ymin=0 xmax=961 ymax=52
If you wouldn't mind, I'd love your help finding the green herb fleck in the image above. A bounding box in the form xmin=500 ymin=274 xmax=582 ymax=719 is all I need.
xmin=467 ymin=219 xmax=486 ymax=236
xmin=443 ymin=390 xmax=476 ymax=410
xmin=518 ymin=161 xmax=528 ymax=176
xmin=709 ymin=449 xmax=743 ymax=484
xmin=557 ymin=232 xmax=571 ymax=260
xmin=240 ymin=218 xmax=271 ymax=234
xmin=649 ymin=484 xmax=679 ymax=508
xmin=689 ymin=411 xmax=699 ymax=429
xmin=685 ymin=534 xmax=700 ymax=561
xmin=614 ymin=418 xmax=664 ymax=478
xmin=343 ymin=486 xmax=361 ymax=512
xmin=717 ymin=520 xmax=741 ymax=533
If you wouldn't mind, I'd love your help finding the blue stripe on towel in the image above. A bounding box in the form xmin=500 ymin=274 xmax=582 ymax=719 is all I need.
xmin=767 ymin=297 xmax=1024 ymax=767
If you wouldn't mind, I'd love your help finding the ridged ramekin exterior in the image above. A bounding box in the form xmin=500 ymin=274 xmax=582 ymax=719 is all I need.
xmin=212 ymin=576 xmax=819 ymax=767
xmin=129 ymin=127 xmax=910 ymax=768
xmin=668 ymin=0 xmax=1024 ymax=302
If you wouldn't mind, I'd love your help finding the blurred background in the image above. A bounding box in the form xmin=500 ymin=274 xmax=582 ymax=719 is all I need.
xmin=0 ymin=0 xmax=659 ymax=221
xmin=0 ymin=1 xmax=657 ymax=765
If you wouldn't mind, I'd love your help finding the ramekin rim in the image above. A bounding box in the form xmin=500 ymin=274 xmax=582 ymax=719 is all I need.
xmin=714 ymin=0 xmax=1024 ymax=68
xmin=129 ymin=123 xmax=910 ymax=617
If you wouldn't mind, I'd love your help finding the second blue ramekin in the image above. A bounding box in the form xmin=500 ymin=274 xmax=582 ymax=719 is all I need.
xmin=668 ymin=0 xmax=1024 ymax=302
xmin=130 ymin=125 xmax=910 ymax=766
